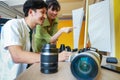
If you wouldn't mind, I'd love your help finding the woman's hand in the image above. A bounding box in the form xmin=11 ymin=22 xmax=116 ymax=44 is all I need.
xmin=61 ymin=27 xmax=73 ymax=33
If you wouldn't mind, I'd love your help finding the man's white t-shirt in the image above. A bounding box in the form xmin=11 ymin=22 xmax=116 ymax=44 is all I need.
xmin=0 ymin=18 xmax=33 ymax=80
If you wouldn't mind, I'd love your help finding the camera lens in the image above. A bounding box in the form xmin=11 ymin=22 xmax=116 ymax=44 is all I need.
xmin=59 ymin=44 xmax=65 ymax=52
xmin=41 ymin=44 xmax=58 ymax=74
xmin=71 ymin=50 xmax=101 ymax=80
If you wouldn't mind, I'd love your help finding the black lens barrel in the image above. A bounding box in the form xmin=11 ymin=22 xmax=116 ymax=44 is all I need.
xmin=41 ymin=44 xmax=58 ymax=74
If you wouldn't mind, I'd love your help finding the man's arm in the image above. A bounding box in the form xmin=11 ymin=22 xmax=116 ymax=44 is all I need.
xmin=8 ymin=45 xmax=40 ymax=64
xmin=8 ymin=45 xmax=71 ymax=63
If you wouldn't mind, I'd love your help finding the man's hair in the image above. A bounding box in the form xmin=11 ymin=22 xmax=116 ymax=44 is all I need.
xmin=23 ymin=0 xmax=47 ymax=17
xmin=46 ymin=0 xmax=61 ymax=11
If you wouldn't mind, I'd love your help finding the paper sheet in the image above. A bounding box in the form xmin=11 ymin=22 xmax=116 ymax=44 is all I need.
xmin=72 ymin=0 xmax=111 ymax=52
xmin=88 ymin=0 xmax=111 ymax=52
xmin=72 ymin=8 xmax=84 ymax=48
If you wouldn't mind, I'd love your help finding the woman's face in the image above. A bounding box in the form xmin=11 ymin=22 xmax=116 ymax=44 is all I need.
xmin=47 ymin=6 xmax=59 ymax=20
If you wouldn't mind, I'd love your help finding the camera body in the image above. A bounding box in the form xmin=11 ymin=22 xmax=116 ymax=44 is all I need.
xmin=41 ymin=44 xmax=58 ymax=74
xmin=70 ymin=48 xmax=102 ymax=80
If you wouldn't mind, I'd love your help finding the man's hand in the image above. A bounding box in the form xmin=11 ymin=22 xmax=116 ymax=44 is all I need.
xmin=58 ymin=51 xmax=72 ymax=62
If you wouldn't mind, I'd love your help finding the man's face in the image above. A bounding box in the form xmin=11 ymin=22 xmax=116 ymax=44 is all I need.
xmin=33 ymin=8 xmax=47 ymax=25
xmin=47 ymin=7 xmax=59 ymax=20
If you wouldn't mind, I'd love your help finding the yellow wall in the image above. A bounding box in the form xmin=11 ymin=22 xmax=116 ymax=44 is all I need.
xmin=57 ymin=19 xmax=73 ymax=49
xmin=114 ymin=0 xmax=120 ymax=58
xmin=57 ymin=19 xmax=85 ymax=49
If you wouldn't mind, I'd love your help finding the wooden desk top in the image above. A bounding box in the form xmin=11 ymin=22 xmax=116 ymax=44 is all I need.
xmin=16 ymin=56 xmax=120 ymax=80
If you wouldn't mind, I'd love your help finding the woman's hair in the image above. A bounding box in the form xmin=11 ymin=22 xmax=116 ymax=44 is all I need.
xmin=46 ymin=0 xmax=61 ymax=11
xmin=23 ymin=0 xmax=47 ymax=17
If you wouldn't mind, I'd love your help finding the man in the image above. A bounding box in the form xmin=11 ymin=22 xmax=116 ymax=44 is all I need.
xmin=0 ymin=0 xmax=71 ymax=80
xmin=34 ymin=0 xmax=73 ymax=52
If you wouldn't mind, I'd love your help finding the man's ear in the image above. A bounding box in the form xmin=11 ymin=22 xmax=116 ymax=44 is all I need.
xmin=28 ymin=9 xmax=35 ymax=16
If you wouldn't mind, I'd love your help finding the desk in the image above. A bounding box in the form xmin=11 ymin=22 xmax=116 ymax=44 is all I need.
xmin=16 ymin=56 xmax=120 ymax=80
